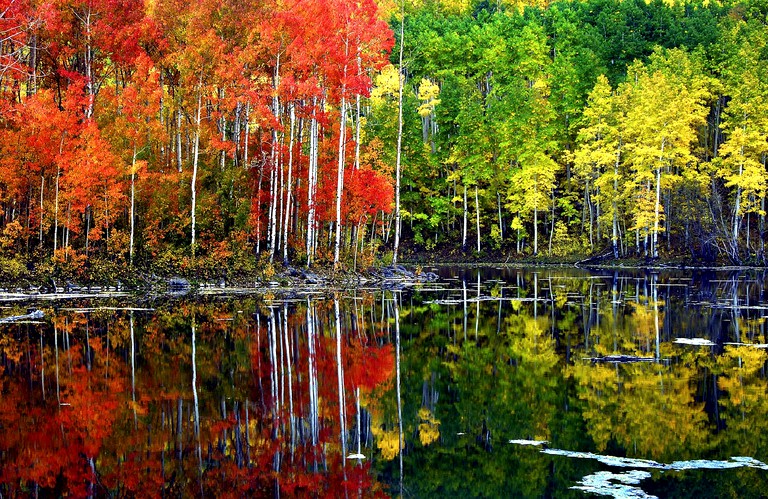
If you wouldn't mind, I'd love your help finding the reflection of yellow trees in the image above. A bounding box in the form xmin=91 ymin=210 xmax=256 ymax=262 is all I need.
xmin=715 ymin=346 xmax=768 ymax=455
xmin=585 ymin=300 xmax=665 ymax=358
xmin=418 ymin=407 xmax=440 ymax=446
xmin=367 ymin=383 xmax=405 ymax=461
xmin=373 ymin=428 xmax=401 ymax=461
xmin=569 ymin=364 xmax=619 ymax=451
xmin=620 ymin=364 xmax=707 ymax=459
xmin=570 ymin=362 xmax=709 ymax=460
xmin=625 ymin=301 xmax=662 ymax=352
xmin=507 ymin=315 xmax=559 ymax=440
xmin=0 ymin=335 xmax=23 ymax=374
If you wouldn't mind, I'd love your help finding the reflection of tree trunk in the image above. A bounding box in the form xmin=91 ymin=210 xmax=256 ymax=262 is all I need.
xmin=85 ymin=319 xmax=91 ymax=372
xmin=393 ymin=293 xmax=404 ymax=497
xmin=176 ymin=398 xmax=183 ymax=460
xmin=268 ymin=310 xmax=281 ymax=475
xmin=733 ymin=279 xmax=742 ymax=365
xmin=462 ymin=278 xmax=467 ymax=342
xmin=245 ymin=398 xmax=251 ymax=465
xmin=475 ymin=273 xmax=480 ymax=340
xmin=497 ymin=286 xmax=503 ymax=335
xmin=355 ymin=387 xmax=362 ymax=457
xmin=334 ymin=296 xmax=347 ymax=470
xmin=40 ymin=334 xmax=45 ymax=401
xmin=55 ymin=324 xmax=60 ymax=404
xmin=87 ymin=457 xmax=95 ymax=499
xmin=612 ymin=273 xmax=618 ymax=352
xmin=653 ymin=275 xmax=660 ymax=361
xmin=234 ymin=401 xmax=243 ymax=468
xmin=191 ymin=322 xmax=202 ymax=474
xmin=283 ymin=303 xmax=295 ymax=457
xmin=307 ymin=299 xmax=319 ymax=467
xmin=131 ymin=313 xmax=137 ymax=430
xmin=549 ymin=275 xmax=555 ymax=338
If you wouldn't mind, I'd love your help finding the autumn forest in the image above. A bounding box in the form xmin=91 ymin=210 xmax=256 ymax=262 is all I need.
xmin=2 ymin=0 xmax=768 ymax=280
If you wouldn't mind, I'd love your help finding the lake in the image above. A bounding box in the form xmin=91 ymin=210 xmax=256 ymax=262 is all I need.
xmin=1 ymin=266 xmax=768 ymax=497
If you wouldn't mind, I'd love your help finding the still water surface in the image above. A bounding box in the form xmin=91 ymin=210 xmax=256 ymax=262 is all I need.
xmin=1 ymin=266 xmax=768 ymax=497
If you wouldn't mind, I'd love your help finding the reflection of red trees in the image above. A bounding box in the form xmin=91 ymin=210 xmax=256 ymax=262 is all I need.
xmin=0 ymin=300 xmax=395 ymax=497
xmin=0 ymin=345 xmax=125 ymax=496
xmin=348 ymin=342 xmax=395 ymax=391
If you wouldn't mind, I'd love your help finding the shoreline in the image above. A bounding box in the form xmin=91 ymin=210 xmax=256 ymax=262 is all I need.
xmin=0 ymin=260 xmax=767 ymax=304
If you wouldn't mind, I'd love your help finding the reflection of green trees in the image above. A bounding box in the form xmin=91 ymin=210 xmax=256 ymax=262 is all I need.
xmin=377 ymin=289 xmax=567 ymax=497
xmin=379 ymin=269 xmax=768 ymax=497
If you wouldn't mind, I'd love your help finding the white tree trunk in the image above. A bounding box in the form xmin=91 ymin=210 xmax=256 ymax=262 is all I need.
xmin=334 ymin=96 xmax=347 ymax=268
xmin=733 ymin=156 xmax=744 ymax=255
xmin=269 ymin=56 xmax=281 ymax=262
xmin=475 ymin=185 xmax=480 ymax=252
xmin=283 ymin=104 xmax=295 ymax=265
xmin=306 ymin=101 xmax=319 ymax=267
xmin=392 ymin=11 xmax=405 ymax=266
xmin=39 ymin=175 xmax=44 ymax=247
xmin=176 ymin=109 xmax=183 ymax=172
xmin=653 ymin=141 xmax=665 ymax=259
xmin=191 ymin=83 xmax=202 ymax=258
xmin=462 ymin=185 xmax=468 ymax=251
xmin=130 ymin=145 xmax=136 ymax=265
xmin=612 ymin=146 xmax=620 ymax=258
xmin=534 ymin=179 xmax=538 ymax=256
xmin=53 ymin=166 xmax=59 ymax=253
xmin=244 ymin=101 xmax=250 ymax=167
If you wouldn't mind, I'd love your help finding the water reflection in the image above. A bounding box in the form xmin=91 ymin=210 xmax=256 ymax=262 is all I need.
xmin=1 ymin=268 xmax=768 ymax=496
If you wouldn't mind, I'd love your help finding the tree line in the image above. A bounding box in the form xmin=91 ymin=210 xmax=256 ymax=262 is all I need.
xmin=393 ymin=0 xmax=768 ymax=264
xmin=1 ymin=0 xmax=768 ymax=277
